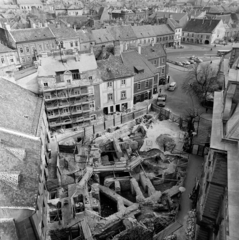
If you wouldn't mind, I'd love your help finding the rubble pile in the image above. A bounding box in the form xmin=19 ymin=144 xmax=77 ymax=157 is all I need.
xmin=185 ymin=209 xmax=196 ymax=240
xmin=47 ymin=115 xmax=189 ymax=240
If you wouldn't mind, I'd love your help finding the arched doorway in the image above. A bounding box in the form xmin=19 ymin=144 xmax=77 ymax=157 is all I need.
xmin=204 ymin=40 xmax=210 ymax=44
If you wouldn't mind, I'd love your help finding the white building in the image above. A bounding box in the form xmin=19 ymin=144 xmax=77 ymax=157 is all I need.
xmin=0 ymin=43 xmax=20 ymax=76
xmin=97 ymin=55 xmax=134 ymax=114
xmin=17 ymin=0 xmax=43 ymax=11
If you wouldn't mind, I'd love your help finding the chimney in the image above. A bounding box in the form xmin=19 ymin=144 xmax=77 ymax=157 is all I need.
xmin=138 ymin=44 xmax=141 ymax=54
xmin=114 ymin=40 xmax=121 ymax=56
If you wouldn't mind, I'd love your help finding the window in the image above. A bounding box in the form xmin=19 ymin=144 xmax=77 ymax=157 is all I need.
xmin=38 ymin=44 xmax=42 ymax=51
xmin=121 ymin=91 xmax=126 ymax=99
xmin=19 ymin=47 xmax=24 ymax=54
xmin=121 ymin=79 xmax=126 ymax=85
xmin=45 ymin=95 xmax=51 ymax=100
xmin=70 ymin=42 xmax=73 ymax=47
xmin=44 ymin=82 xmax=48 ymax=87
xmin=27 ymin=56 xmax=31 ymax=61
xmin=90 ymin=103 xmax=95 ymax=110
xmin=45 ymin=43 xmax=49 ymax=49
xmin=21 ymin=57 xmax=25 ymax=63
xmin=162 ymin=58 xmax=165 ymax=63
xmin=67 ymin=79 xmax=71 ymax=83
xmin=26 ymin=46 xmax=30 ymax=53
xmin=10 ymin=58 xmax=14 ymax=63
xmin=108 ymin=93 xmax=113 ymax=101
xmin=75 ymin=41 xmax=78 ymax=46
xmin=1 ymin=57 xmax=4 ymax=64
xmin=107 ymin=81 xmax=112 ymax=88
xmin=137 ymin=82 xmax=141 ymax=90
xmin=162 ymin=68 xmax=165 ymax=74
xmin=145 ymin=80 xmax=149 ymax=88
xmin=89 ymin=76 xmax=92 ymax=80
xmin=192 ymin=34 xmax=194 ymax=37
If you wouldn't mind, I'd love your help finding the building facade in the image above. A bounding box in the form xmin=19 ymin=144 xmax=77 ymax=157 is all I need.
xmin=0 ymin=43 xmax=20 ymax=76
xmin=98 ymin=55 xmax=134 ymax=114
xmin=1 ymin=27 xmax=56 ymax=67
xmin=37 ymin=53 xmax=102 ymax=130
xmin=182 ymin=19 xmax=226 ymax=44
xmin=196 ymin=43 xmax=239 ymax=240
xmin=152 ymin=24 xmax=175 ymax=47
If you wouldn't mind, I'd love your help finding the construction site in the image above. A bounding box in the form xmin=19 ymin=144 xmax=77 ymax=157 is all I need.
xmin=45 ymin=112 xmax=190 ymax=240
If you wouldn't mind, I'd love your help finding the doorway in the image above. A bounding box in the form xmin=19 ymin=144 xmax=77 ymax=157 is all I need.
xmin=116 ymin=104 xmax=120 ymax=112
xmin=103 ymin=107 xmax=108 ymax=115
xmin=204 ymin=40 xmax=210 ymax=44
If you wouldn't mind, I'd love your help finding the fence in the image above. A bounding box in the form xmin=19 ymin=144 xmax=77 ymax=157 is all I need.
xmin=151 ymin=103 xmax=190 ymax=131
xmin=82 ymin=107 xmax=148 ymax=140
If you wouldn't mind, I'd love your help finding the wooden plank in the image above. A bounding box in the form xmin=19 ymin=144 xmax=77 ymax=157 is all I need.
xmin=81 ymin=220 xmax=93 ymax=240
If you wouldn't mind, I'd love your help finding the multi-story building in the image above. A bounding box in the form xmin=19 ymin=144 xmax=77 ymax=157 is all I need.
xmin=182 ymin=19 xmax=226 ymax=44
xmin=0 ymin=27 xmax=56 ymax=67
xmin=0 ymin=43 xmax=20 ymax=76
xmin=152 ymin=24 xmax=175 ymax=47
xmin=49 ymin=24 xmax=80 ymax=51
xmin=17 ymin=0 xmax=43 ymax=11
xmin=97 ymin=54 xmax=134 ymax=114
xmin=167 ymin=18 xmax=182 ymax=47
xmin=107 ymin=25 xmax=138 ymax=53
xmin=140 ymin=43 xmax=167 ymax=85
xmin=0 ymin=77 xmax=50 ymax=240
xmin=37 ymin=52 xmax=102 ymax=131
xmin=122 ymin=46 xmax=161 ymax=103
xmin=132 ymin=25 xmax=156 ymax=46
xmin=196 ymin=43 xmax=239 ymax=240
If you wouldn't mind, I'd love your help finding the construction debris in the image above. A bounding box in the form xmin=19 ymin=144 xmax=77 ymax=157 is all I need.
xmin=46 ymin=114 xmax=188 ymax=240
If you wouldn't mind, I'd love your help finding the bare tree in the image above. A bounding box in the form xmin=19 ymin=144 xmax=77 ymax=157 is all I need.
xmin=182 ymin=63 xmax=220 ymax=105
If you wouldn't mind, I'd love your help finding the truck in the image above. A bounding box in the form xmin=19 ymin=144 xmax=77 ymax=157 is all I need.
xmin=157 ymin=94 xmax=167 ymax=107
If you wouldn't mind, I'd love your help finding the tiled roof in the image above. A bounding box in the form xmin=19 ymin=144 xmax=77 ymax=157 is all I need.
xmin=58 ymin=16 xmax=89 ymax=28
xmin=140 ymin=43 xmax=166 ymax=60
xmin=152 ymin=24 xmax=174 ymax=36
xmin=183 ymin=19 xmax=221 ymax=33
xmin=76 ymin=29 xmax=94 ymax=43
xmin=167 ymin=18 xmax=181 ymax=29
xmin=92 ymin=28 xmax=114 ymax=44
xmin=0 ymin=78 xmax=43 ymax=135
xmin=49 ymin=24 xmax=79 ymax=40
xmin=132 ymin=25 xmax=156 ymax=38
xmin=0 ymin=219 xmax=18 ymax=240
xmin=149 ymin=11 xmax=187 ymax=21
xmin=211 ymin=152 xmax=227 ymax=186
xmin=121 ymin=50 xmax=156 ymax=81
xmin=0 ymin=43 xmax=15 ymax=53
xmin=0 ymin=142 xmax=39 ymax=208
xmin=97 ymin=55 xmax=134 ymax=81
xmin=107 ymin=25 xmax=137 ymax=41
xmin=10 ymin=27 xmax=55 ymax=43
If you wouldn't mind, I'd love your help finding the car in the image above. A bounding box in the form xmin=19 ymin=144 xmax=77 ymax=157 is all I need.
xmin=157 ymin=94 xmax=167 ymax=107
xmin=178 ymin=62 xmax=184 ymax=66
xmin=168 ymin=82 xmax=177 ymax=91
xmin=189 ymin=60 xmax=195 ymax=64
xmin=189 ymin=55 xmax=195 ymax=60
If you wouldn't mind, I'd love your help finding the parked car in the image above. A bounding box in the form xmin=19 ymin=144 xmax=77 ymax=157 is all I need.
xmin=189 ymin=60 xmax=195 ymax=64
xmin=178 ymin=62 xmax=184 ymax=66
xmin=195 ymin=58 xmax=203 ymax=63
xmin=168 ymin=82 xmax=177 ymax=91
xmin=189 ymin=55 xmax=195 ymax=60
xmin=157 ymin=94 xmax=167 ymax=107
xmin=183 ymin=61 xmax=190 ymax=65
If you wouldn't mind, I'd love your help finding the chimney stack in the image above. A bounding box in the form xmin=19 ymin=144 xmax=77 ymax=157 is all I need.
xmin=138 ymin=44 xmax=141 ymax=54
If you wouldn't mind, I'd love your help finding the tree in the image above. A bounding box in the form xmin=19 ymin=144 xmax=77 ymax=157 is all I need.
xmin=182 ymin=62 xmax=220 ymax=106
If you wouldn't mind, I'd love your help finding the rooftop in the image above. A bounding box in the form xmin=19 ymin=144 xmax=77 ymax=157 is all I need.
xmin=49 ymin=24 xmax=79 ymax=40
xmin=107 ymin=25 xmax=137 ymax=41
xmin=183 ymin=19 xmax=221 ymax=33
xmin=38 ymin=53 xmax=98 ymax=77
xmin=131 ymin=25 xmax=156 ymax=38
xmin=149 ymin=11 xmax=187 ymax=21
xmin=17 ymin=0 xmax=42 ymax=5
xmin=0 ymin=142 xmax=39 ymax=208
xmin=10 ymin=27 xmax=55 ymax=43
xmin=121 ymin=50 xmax=156 ymax=81
xmin=91 ymin=28 xmax=115 ymax=44
xmin=97 ymin=55 xmax=134 ymax=81
xmin=0 ymin=219 xmax=18 ymax=240
xmin=76 ymin=30 xmax=94 ymax=43
xmin=152 ymin=24 xmax=174 ymax=36
xmin=140 ymin=43 xmax=166 ymax=60
xmin=0 ymin=78 xmax=43 ymax=136
xmin=0 ymin=43 xmax=15 ymax=54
